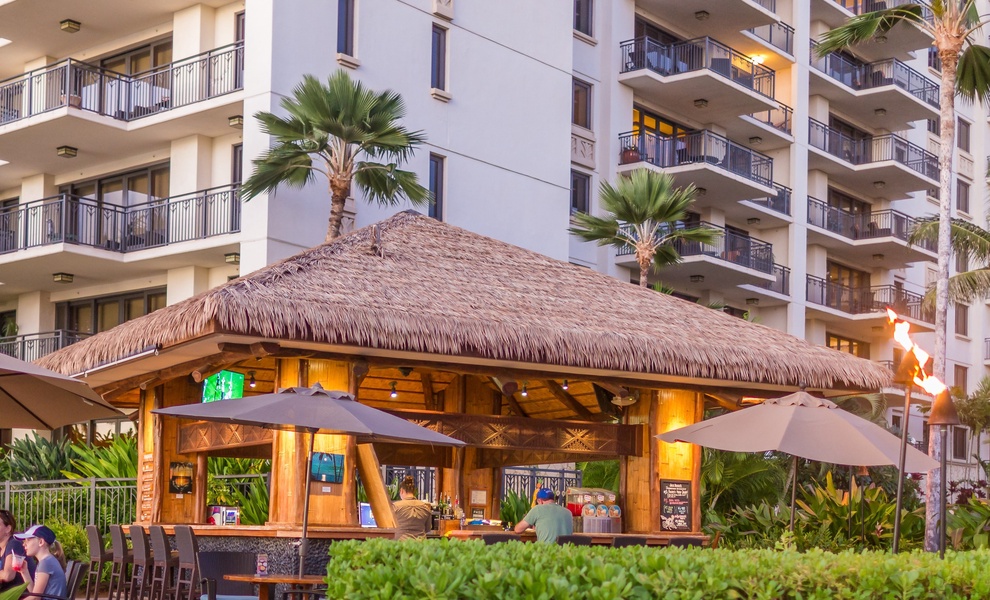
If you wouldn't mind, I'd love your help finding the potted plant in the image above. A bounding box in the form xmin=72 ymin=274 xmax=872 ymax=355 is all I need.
xmin=620 ymin=144 xmax=641 ymax=164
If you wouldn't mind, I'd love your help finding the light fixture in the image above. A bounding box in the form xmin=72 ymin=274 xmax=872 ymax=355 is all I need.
xmin=873 ymin=253 xmax=885 ymax=261
xmin=746 ymin=298 xmax=759 ymax=306
xmin=696 ymin=187 xmax=707 ymax=196
xmin=224 ymin=252 xmax=240 ymax=264
xmin=59 ymin=19 xmax=81 ymax=33
xmin=748 ymin=136 xmax=763 ymax=146
xmin=694 ymin=10 xmax=710 ymax=20
xmin=751 ymin=55 xmax=766 ymax=65
xmin=228 ymin=115 xmax=244 ymax=128
xmin=873 ymin=181 xmax=886 ymax=190
xmin=248 ymin=371 xmax=257 ymax=388
xmin=389 ymin=381 xmax=398 ymax=398
xmin=693 ymin=98 xmax=709 ymax=109
xmin=562 ymin=379 xmax=569 ymax=391
xmin=690 ymin=275 xmax=705 ymax=283
xmin=747 ymin=217 xmax=761 ymax=225
xmin=56 ymin=145 xmax=78 ymax=158
xmin=612 ymin=390 xmax=640 ymax=407
xmin=521 ymin=382 xmax=528 ymax=397
xmin=874 ymin=108 xmax=887 ymax=117
xmin=52 ymin=272 xmax=73 ymax=283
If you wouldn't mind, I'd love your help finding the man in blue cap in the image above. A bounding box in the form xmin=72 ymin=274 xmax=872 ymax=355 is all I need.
xmin=514 ymin=488 xmax=573 ymax=543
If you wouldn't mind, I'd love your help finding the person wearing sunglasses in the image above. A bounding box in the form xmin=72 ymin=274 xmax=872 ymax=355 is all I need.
xmin=0 ymin=510 xmax=30 ymax=592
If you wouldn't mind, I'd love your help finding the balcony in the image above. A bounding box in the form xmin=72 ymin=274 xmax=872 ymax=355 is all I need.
xmin=634 ymin=0 xmax=778 ymax=41
xmin=810 ymin=0 xmax=933 ymax=61
xmin=741 ymin=184 xmax=792 ymax=227
xmin=617 ymin=130 xmax=776 ymax=207
xmin=807 ymin=119 xmax=938 ymax=196
xmin=616 ymin=221 xmax=776 ymax=288
xmin=809 ymin=47 xmax=939 ymax=129
xmin=806 ymin=197 xmax=937 ymax=268
xmin=0 ymin=330 xmax=89 ymax=362
xmin=747 ymin=21 xmax=795 ymax=57
xmin=806 ymin=274 xmax=934 ymax=331
xmin=725 ymin=102 xmax=793 ymax=152
xmin=619 ymin=37 xmax=778 ymax=119
xmin=738 ymin=263 xmax=792 ymax=306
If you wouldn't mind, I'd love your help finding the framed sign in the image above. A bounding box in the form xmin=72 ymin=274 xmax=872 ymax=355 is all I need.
xmin=469 ymin=489 xmax=487 ymax=506
xmin=169 ymin=462 xmax=194 ymax=494
xmin=660 ymin=479 xmax=691 ymax=532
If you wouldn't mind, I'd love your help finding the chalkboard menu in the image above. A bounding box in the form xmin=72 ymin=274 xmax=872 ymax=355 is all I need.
xmin=660 ymin=479 xmax=691 ymax=531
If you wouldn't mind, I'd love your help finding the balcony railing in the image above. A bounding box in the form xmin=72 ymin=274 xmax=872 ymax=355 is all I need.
xmin=618 ymin=130 xmax=774 ymax=187
xmin=752 ymin=0 xmax=776 ymax=10
xmin=747 ymin=20 xmax=795 ymax=55
xmin=830 ymin=0 xmax=933 ymax=22
xmin=760 ymin=263 xmax=791 ymax=295
xmin=617 ymin=221 xmax=774 ymax=274
xmin=747 ymin=183 xmax=791 ymax=216
xmin=0 ymin=184 xmax=240 ymax=254
xmin=0 ymin=42 xmax=243 ymax=126
xmin=806 ymin=275 xmax=933 ymax=323
xmin=806 ymin=197 xmax=936 ymax=251
xmin=0 ymin=330 xmax=90 ymax=362
xmin=747 ymin=102 xmax=793 ymax=134
xmin=620 ymin=36 xmax=775 ymax=98
xmin=808 ymin=118 xmax=939 ymax=179
xmin=809 ymin=46 xmax=938 ymax=108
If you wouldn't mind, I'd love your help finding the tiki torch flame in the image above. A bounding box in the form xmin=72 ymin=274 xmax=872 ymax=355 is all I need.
xmin=887 ymin=309 xmax=942 ymax=398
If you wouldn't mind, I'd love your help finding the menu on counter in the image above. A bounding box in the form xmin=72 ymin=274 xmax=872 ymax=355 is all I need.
xmin=660 ymin=479 xmax=691 ymax=532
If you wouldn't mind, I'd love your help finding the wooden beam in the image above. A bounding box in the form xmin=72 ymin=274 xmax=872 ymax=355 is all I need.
xmin=97 ymin=350 xmax=254 ymax=400
xmin=354 ymin=443 xmax=397 ymax=529
xmin=597 ymin=382 xmax=630 ymax=398
xmin=544 ymin=379 xmax=600 ymax=421
xmin=490 ymin=377 xmax=527 ymax=417
xmin=352 ymin=359 xmax=370 ymax=391
xmin=420 ymin=371 xmax=436 ymax=410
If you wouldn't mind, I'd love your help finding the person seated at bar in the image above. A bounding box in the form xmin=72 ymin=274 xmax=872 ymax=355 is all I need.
xmin=514 ymin=488 xmax=573 ymax=543
xmin=393 ymin=476 xmax=432 ymax=540
xmin=0 ymin=510 xmax=31 ymax=592
xmin=16 ymin=525 xmax=65 ymax=599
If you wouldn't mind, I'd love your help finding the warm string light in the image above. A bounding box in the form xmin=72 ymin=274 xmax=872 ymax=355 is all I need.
xmin=389 ymin=381 xmax=398 ymax=398
xmin=886 ymin=309 xmax=946 ymax=395
xmin=247 ymin=371 xmax=257 ymax=388
xmin=521 ymin=382 xmax=528 ymax=397
xmin=561 ymin=379 xmax=569 ymax=391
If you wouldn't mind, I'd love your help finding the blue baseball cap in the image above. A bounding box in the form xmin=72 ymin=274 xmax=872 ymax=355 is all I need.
xmin=16 ymin=525 xmax=56 ymax=545
xmin=536 ymin=488 xmax=555 ymax=500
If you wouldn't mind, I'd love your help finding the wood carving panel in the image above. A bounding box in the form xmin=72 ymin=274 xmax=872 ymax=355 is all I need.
xmin=178 ymin=422 xmax=273 ymax=454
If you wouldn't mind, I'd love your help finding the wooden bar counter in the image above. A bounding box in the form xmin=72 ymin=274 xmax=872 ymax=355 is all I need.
xmin=447 ymin=530 xmax=708 ymax=546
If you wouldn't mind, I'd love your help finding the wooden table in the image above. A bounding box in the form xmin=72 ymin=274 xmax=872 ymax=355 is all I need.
xmin=224 ymin=574 xmax=325 ymax=600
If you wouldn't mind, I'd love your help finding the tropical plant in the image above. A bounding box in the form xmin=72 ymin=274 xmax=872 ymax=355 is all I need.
xmin=910 ymin=217 xmax=990 ymax=307
xmin=700 ymin=449 xmax=786 ymax=526
xmin=952 ymin=375 xmax=990 ymax=479
xmin=63 ymin=434 xmax=138 ymax=480
xmin=206 ymin=458 xmax=270 ymax=507
xmin=46 ymin=519 xmax=89 ymax=563
xmin=240 ymin=70 xmax=430 ymax=241
xmin=229 ymin=476 xmax=270 ymax=526
xmin=819 ymin=3 xmax=990 ymax=551
xmin=948 ymin=496 xmax=990 ymax=549
xmin=569 ymin=169 xmax=719 ymax=287
xmin=498 ymin=489 xmax=531 ymax=529
xmin=5 ymin=432 xmax=74 ymax=481
xmin=575 ymin=460 xmax=619 ymax=492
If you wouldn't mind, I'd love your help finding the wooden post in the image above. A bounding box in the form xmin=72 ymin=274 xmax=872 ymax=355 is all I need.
xmin=656 ymin=389 xmax=704 ymax=533
xmin=355 ymin=443 xmax=396 ymax=528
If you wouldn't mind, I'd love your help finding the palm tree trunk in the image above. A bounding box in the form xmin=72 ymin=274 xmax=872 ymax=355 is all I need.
xmin=327 ymin=179 xmax=351 ymax=242
xmin=639 ymin=263 xmax=649 ymax=287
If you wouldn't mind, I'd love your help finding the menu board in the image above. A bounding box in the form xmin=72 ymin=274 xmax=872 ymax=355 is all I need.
xmin=660 ymin=480 xmax=691 ymax=531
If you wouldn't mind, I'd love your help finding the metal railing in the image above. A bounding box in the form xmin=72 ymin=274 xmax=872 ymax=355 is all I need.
xmin=806 ymin=275 xmax=933 ymax=322
xmin=383 ymin=466 xmax=437 ymax=503
xmin=760 ymin=263 xmax=791 ymax=295
xmin=746 ymin=183 xmax=791 ymax=216
xmin=806 ymin=197 xmax=936 ymax=251
xmin=0 ymin=330 xmax=90 ymax=361
xmin=502 ymin=467 xmax=582 ymax=502
xmin=618 ymin=130 xmax=774 ymax=187
xmin=810 ymin=45 xmax=938 ymax=108
xmin=0 ymin=42 xmax=243 ymax=126
xmin=616 ymin=221 xmax=774 ymax=274
xmin=808 ymin=118 xmax=939 ymax=179
xmin=830 ymin=0 xmax=933 ymax=22
xmin=747 ymin=102 xmax=793 ymax=134
xmin=0 ymin=184 xmax=240 ymax=255
xmin=1 ymin=478 xmax=136 ymax=535
xmin=751 ymin=0 xmax=776 ymax=10
xmin=748 ymin=20 xmax=795 ymax=55
xmin=620 ymin=36 xmax=775 ymax=98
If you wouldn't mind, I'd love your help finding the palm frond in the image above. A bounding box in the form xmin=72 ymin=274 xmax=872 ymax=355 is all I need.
xmin=816 ymin=6 xmax=927 ymax=56
xmin=353 ymin=163 xmax=430 ymax=207
xmin=946 ymin=269 xmax=990 ymax=304
xmin=956 ymin=44 xmax=990 ymax=107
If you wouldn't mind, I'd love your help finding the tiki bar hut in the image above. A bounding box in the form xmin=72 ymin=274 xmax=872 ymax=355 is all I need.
xmin=39 ymin=211 xmax=889 ymax=566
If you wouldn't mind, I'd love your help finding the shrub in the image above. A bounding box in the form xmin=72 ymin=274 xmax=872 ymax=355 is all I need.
xmin=47 ymin=520 xmax=89 ymax=563
xmin=5 ymin=433 xmax=73 ymax=481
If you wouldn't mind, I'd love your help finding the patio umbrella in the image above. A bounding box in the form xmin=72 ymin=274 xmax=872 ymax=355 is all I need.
xmin=154 ymin=383 xmax=465 ymax=575
xmin=657 ymin=390 xmax=937 ymax=530
xmin=0 ymin=352 xmax=121 ymax=429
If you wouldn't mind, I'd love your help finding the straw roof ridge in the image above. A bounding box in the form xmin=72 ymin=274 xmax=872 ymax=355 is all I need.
xmin=39 ymin=211 xmax=891 ymax=390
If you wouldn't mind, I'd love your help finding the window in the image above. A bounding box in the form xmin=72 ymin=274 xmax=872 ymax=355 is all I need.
xmin=955 ymin=249 xmax=968 ymax=274
xmin=56 ymin=288 xmax=167 ymax=335
xmin=102 ymin=39 xmax=173 ymax=75
xmin=431 ymin=24 xmax=447 ymax=90
xmin=428 ymin=154 xmax=444 ymax=220
xmin=337 ymin=0 xmax=355 ymax=55
xmin=827 ymin=332 xmax=870 ymax=358
xmin=574 ymin=0 xmax=593 ymax=36
xmin=571 ymin=170 xmax=590 ymax=214
xmin=632 ymin=107 xmax=694 ymax=138
xmin=926 ymin=118 xmax=940 ymax=136
xmin=957 ymin=179 xmax=970 ymax=213
xmin=952 ymin=426 xmax=969 ymax=461
xmin=957 ymin=118 xmax=971 ymax=152
xmin=634 ymin=18 xmax=681 ymax=45
xmin=955 ymin=304 xmax=969 ymax=336
xmin=573 ymin=79 xmax=591 ymax=129
xmin=928 ymin=46 xmax=941 ymax=72
xmin=955 ymin=364 xmax=968 ymax=393
xmin=891 ymin=413 xmax=902 ymax=430
xmin=232 ymin=144 xmax=243 ymax=185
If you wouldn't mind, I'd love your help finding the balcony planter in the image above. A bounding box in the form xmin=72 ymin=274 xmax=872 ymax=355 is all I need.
xmin=61 ymin=94 xmax=82 ymax=109
xmin=621 ymin=146 xmax=641 ymax=164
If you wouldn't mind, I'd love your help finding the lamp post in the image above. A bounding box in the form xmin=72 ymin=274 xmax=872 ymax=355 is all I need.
xmin=928 ymin=389 xmax=959 ymax=559
xmin=891 ymin=350 xmax=920 ymax=553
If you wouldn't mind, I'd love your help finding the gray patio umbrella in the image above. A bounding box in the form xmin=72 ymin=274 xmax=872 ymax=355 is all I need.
xmin=154 ymin=383 xmax=465 ymax=575
xmin=0 ymin=352 xmax=121 ymax=429
xmin=658 ymin=390 xmax=937 ymax=530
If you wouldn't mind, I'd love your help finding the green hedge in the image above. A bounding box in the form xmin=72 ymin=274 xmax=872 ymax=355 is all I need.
xmin=325 ymin=539 xmax=990 ymax=599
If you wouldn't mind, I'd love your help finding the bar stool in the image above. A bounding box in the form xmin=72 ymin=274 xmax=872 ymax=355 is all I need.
xmin=481 ymin=532 xmax=520 ymax=545
xmin=611 ymin=535 xmax=648 ymax=548
xmin=108 ymin=524 xmax=134 ymax=600
xmin=128 ymin=526 xmax=153 ymax=600
xmin=85 ymin=525 xmax=112 ymax=600
xmin=149 ymin=526 xmax=178 ymax=600
xmin=173 ymin=526 xmax=200 ymax=600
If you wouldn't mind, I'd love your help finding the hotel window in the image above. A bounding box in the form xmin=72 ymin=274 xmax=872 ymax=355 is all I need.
xmin=232 ymin=144 xmax=243 ymax=185
xmin=891 ymin=413 xmax=902 ymax=430
xmin=955 ymin=304 xmax=969 ymax=336
xmin=102 ymin=40 xmax=173 ymax=75
xmin=926 ymin=118 xmax=940 ymax=135
xmin=955 ymin=249 xmax=968 ymax=274
xmin=957 ymin=118 xmax=971 ymax=152
xmin=952 ymin=426 xmax=969 ymax=461
xmin=573 ymin=79 xmax=591 ymax=129
xmin=431 ymin=24 xmax=447 ymax=90
xmin=574 ymin=0 xmax=593 ymax=36
xmin=955 ymin=364 xmax=968 ymax=394
xmin=826 ymin=332 xmax=870 ymax=358
xmin=957 ymin=179 xmax=970 ymax=213
xmin=428 ymin=154 xmax=444 ymax=220
xmin=571 ymin=170 xmax=590 ymax=214
xmin=56 ymin=288 xmax=167 ymax=335
xmin=338 ymin=0 xmax=355 ymax=55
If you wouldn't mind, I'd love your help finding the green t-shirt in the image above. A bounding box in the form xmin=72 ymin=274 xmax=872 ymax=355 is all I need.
xmin=522 ymin=503 xmax=574 ymax=543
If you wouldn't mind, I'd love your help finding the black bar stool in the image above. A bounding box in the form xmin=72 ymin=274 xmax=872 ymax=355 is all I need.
xmin=149 ymin=525 xmax=178 ymax=600
xmin=128 ymin=526 xmax=153 ymax=600
xmin=173 ymin=526 xmax=200 ymax=600
xmin=85 ymin=525 xmax=112 ymax=600
xmin=108 ymin=524 xmax=134 ymax=600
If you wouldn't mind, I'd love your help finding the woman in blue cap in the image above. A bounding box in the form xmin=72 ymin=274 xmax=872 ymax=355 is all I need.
xmin=15 ymin=525 xmax=65 ymax=598
xmin=513 ymin=488 xmax=573 ymax=543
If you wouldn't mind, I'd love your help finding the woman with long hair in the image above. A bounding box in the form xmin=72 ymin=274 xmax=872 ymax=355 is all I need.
xmin=16 ymin=525 xmax=65 ymax=598
xmin=0 ymin=510 xmax=29 ymax=592
xmin=392 ymin=476 xmax=432 ymax=540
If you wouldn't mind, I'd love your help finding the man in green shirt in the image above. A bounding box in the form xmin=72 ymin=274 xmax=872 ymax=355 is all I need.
xmin=514 ymin=488 xmax=573 ymax=543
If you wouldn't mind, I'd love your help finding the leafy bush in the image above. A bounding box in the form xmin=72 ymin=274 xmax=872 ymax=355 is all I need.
xmin=231 ymin=476 xmax=270 ymax=526
xmin=64 ymin=434 xmax=138 ymax=480
xmin=498 ymin=490 xmax=530 ymax=529
xmin=324 ymin=539 xmax=990 ymax=599
xmin=6 ymin=433 xmax=73 ymax=481
xmin=575 ymin=460 xmax=619 ymax=492
xmin=46 ymin=520 xmax=89 ymax=563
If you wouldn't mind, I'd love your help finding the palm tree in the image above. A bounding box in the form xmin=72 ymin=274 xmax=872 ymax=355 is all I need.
xmin=953 ymin=375 xmax=990 ymax=479
xmin=569 ymin=169 xmax=719 ymax=287
xmin=818 ymin=1 xmax=990 ymax=551
xmin=240 ymin=70 xmax=430 ymax=242
xmin=911 ymin=217 xmax=990 ymax=305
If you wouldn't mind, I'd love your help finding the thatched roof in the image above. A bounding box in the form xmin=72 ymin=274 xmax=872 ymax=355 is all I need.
xmin=39 ymin=211 xmax=891 ymax=390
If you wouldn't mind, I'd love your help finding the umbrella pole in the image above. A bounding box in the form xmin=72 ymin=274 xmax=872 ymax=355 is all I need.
xmin=789 ymin=455 xmax=797 ymax=532
xmin=298 ymin=431 xmax=316 ymax=577
xmin=892 ymin=386 xmax=912 ymax=554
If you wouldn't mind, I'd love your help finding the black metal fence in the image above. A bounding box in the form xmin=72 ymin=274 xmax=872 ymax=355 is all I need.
xmin=748 ymin=20 xmax=794 ymax=55
xmin=618 ymin=130 xmax=774 ymax=187
xmin=0 ymin=330 xmax=90 ymax=361
xmin=808 ymin=119 xmax=938 ymax=179
xmin=806 ymin=197 xmax=936 ymax=251
xmin=502 ymin=467 xmax=582 ymax=501
xmin=806 ymin=275 xmax=933 ymax=323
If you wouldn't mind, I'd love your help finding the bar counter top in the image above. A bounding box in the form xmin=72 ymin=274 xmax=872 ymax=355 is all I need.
xmin=447 ymin=530 xmax=708 ymax=546
xmin=135 ymin=524 xmax=397 ymax=539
